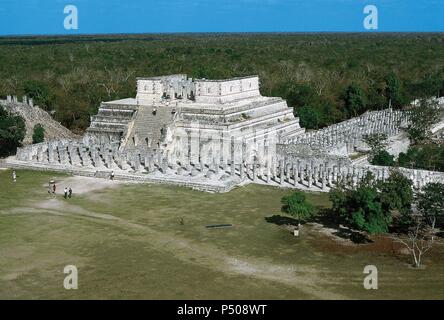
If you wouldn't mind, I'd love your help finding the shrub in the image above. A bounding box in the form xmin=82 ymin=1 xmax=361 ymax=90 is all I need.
xmin=0 ymin=106 xmax=26 ymax=157
xmin=371 ymin=150 xmax=395 ymax=166
xmin=281 ymin=191 xmax=316 ymax=224
xmin=32 ymin=123 xmax=45 ymax=144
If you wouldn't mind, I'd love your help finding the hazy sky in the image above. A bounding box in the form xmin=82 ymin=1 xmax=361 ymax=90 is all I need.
xmin=0 ymin=0 xmax=443 ymax=35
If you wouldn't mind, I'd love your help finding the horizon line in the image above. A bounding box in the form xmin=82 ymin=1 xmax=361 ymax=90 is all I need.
xmin=1 ymin=31 xmax=444 ymax=39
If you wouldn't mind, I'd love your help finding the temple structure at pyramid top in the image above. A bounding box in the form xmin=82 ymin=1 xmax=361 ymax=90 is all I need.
xmin=85 ymin=74 xmax=305 ymax=153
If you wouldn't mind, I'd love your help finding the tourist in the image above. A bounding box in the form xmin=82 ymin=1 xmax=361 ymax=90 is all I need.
xmin=53 ymin=184 xmax=56 ymax=194
xmin=12 ymin=170 xmax=16 ymax=182
xmin=64 ymin=187 xmax=68 ymax=199
xmin=68 ymin=187 xmax=72 ymax=199
xmin=110 ymin=171 xmax=115 ymax=180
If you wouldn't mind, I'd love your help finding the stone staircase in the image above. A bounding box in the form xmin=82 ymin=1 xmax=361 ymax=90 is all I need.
xmin=123 ymin=104 xmax=175 ymax=151
xmin=85 ymin=102 xmax=137 ymax=146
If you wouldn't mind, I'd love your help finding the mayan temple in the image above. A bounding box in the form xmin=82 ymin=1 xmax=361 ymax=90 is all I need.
xmin=84 ymin=74 xmax=304 ymax=153
xmin=6 ymin=74 xmax=444 ymax=192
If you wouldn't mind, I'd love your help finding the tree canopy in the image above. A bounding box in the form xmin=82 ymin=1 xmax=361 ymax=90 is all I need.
xmin=406 ymin=98 xmax=440 ymax=143
xmin=329 ymin=173 xmax=392 ymax=234
xmin=371 ymin=150 xmax=395 ymax=166
xmin=281 ymin=191 xmax=316 ymax=224
xmin=329 ymin=171 xmax=415 ymax=234
xmin=1 ymin=34 xmax=444 ymax=132
xmin=0 ymin=106 xmax=26 ymax=157
xmin=32 ymin=123 xmax=45 ymax=144
xmin=416 ymin=182 xmax=444 ymax=230
xmin=342 ymin=84 xmax=367 ymax=118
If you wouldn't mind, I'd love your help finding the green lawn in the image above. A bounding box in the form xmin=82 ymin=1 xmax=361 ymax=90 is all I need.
xmin=0 ymin=169 xmax=443 ymax=299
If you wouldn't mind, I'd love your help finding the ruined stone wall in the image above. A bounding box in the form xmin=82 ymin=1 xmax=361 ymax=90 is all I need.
xmin=136 ymin=74 xmax=195 ymax=105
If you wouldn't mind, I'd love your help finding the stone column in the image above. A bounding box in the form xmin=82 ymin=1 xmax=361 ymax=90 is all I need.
xmin=144 ymin=154 xmax=150 ymax=171
xmin=134 ymin=154 xmax=141 ymax=172
xmin=162 ymin=158 xmax=168 ymax=174
xmin=271 ymin=160 xmax=277 ymax=182
xmin=307 ymin=168 xmax=312 ymax=188
xmin=253 ymin=159 xmax=258 ymax=182
xmin=57 ymin=146 xmax=64 ymax=164
xmin=313 ymin=167 xmax=318 ymax=186
xmin=149 ymin=155 xmax=155 ymax=173
xmin=294 ymin=165 xmax=299 ymax=184
xmin=327 ymin=168 xmax=332 ymax=187
xmin=214 ymin=157 xmax=220 ymax=175
xmin=321 ymin=171 xmax=326 ymax=190
xmin=285 ymin=162 xmax=290 ymax=182
xmin=90 ymin=150 xmax=97 ymax=167
xmin=240 ymin=162 xmax=245 ymax=180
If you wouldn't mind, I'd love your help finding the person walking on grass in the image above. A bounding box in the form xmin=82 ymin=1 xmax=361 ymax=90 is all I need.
xmin=64 ymin=187 xmax=68 ymax=199
xmin=12 ymin=170 xmax=16 ymax=182
xmin=68 ymin=187 xmax=72 ymax=199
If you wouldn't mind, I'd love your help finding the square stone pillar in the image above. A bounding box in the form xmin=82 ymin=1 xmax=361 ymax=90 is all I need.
xmin=307 ymin=169 xmax=312 ymax=188
xmin=253 ymin=160 xmax=258 ymax=182
xmin=239 ymin=162 xmax=245 ymax=180
xmin=321 ymin=171 xmax=326 ymax=190
xmin=279 ymin=160 xmax=284 ymax=185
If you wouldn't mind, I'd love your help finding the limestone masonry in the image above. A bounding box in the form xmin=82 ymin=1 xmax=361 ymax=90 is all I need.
xmin=3 ymin=74 xmax=444 ymax=192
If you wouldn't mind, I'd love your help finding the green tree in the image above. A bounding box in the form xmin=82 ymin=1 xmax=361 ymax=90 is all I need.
xmin=363 ymin=133 xmax=392 ymax=165
xmin=342 ymin=84 xmax=367 ymax=118
xmin=23 ymin=80 xmax=51 ymax=109
xmin=281 ymin=191 xmax=316 ymax=225
xmin=398 ymin=143 xmax=444 ymax=172
xmin=0 ymin=106 xmax=26 ymax=157
xmin=371 ymin=150 xmax=395 ymax=166
xmin=329 ymin=172 xmax=392 ymax=234
xmin=416 ymin=182 xmax=444 ymax=230
xmin=286 ymin=84 xmax=317 ymax=109
xmin=378 ymin=171 xmax=413 ymax=215
xmin=385 ymin=74 xmax=406 ymax=109
xmin=406 ymin=98 xmax=440 ymax=143
xmin=297 ymin=105 xmax=322 ymax=129
xmin=32 ymin=123 xmax=45 ymax=144
xmin=363 ymin=133 xmax=388 ymax=154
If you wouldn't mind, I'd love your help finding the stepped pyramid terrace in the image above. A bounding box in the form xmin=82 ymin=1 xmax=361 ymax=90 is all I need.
xmin=4 ymin=74 xmax=444 ymax=192
xmin=83 ymin=74 xmax=304 ymax=153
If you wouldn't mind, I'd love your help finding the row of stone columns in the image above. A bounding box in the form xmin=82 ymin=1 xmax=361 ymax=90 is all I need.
xmin=15 ymin=137 xmax=443 ymax=191
xmin=285 ymin=109 xmax=408 ymax=150
xmin=5 ymin=95 xmax=34 ymax=107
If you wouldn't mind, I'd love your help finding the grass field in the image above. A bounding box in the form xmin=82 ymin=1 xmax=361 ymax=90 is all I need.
xmin=0 ymin=169 xmax=443 ymax=299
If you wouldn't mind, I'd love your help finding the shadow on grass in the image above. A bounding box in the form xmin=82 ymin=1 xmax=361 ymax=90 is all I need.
xmin=265 ymin=215 xmax=300 ymax=227
xmin=266 ymin=209 xmax=373 ymax=244
xmin=313 ymin=209 xmax=373 ymax=244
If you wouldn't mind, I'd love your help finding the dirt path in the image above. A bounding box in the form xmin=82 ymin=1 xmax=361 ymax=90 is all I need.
xmin=43 ymin=175 xmax=123 ymax=195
